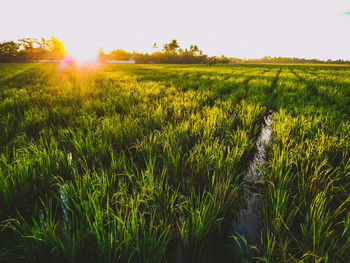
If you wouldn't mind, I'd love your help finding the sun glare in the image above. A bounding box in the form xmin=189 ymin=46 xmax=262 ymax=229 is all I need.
xmin=65 ymin=44 xmax=100 ymax=65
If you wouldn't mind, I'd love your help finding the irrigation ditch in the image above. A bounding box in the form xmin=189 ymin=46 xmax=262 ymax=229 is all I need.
xmin=232 ymin=111 xmax=273 ymax=262
xmin=170 ymin=111 xmax=274 ymax=263
xmin=169 ymin=69 xmax=281 ymax=263
xmin=232 ymin=68 xmax=280 ymax=262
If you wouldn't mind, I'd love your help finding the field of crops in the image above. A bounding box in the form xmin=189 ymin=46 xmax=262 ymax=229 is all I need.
xmin=0 ymin=63 xmax=349 ymax=263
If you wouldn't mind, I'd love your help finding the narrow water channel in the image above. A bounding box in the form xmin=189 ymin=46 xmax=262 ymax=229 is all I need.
xmin=171 ymin=112 xmax=273 ymax=263
xmin=59 ymin=151 xmax=73 ymax=243
xmin=233 ymin=112 xmax=273 ymax=261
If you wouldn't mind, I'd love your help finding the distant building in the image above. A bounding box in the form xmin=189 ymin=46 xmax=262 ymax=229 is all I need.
xmin=108 ymin=55 xmax=135 ymax=64
xmin=107 ymin=60 xmax=135 ymax=64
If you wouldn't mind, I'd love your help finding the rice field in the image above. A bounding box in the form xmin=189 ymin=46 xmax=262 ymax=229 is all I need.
xmin=0 ymin=63 xmax=349 ymax=262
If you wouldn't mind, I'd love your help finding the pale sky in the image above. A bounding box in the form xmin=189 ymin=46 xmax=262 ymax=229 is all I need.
xmin=1 ymin=0 xmax=349 ymax=60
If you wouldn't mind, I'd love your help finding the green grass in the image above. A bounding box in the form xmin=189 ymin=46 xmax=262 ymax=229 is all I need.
xmin=0 ymin=63 xmax=349 ymax=262
xmin=260 ymin=66 xmax=350 ymax=262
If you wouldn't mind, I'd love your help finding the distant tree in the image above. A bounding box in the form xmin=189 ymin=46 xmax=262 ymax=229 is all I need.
xmin=39 ymin=37 xmax=52 ymax=50
xmin=163 ymin=39 xmax=179 ymax=54
xmin=189 ymin=44 xmax=199 ymax=55
xmin=18 ymin=38 xmax=43 ymax=61
xmin=18 ymin=38 xmax=39 ymax=50
xmin=108 ymin=49 xmax=131 ymax=60
xmin=218 ymin=55 xmax=229 ymax=64
xmin=207 ymin=57 xmax=217 ymax=66
xmin=0 ymin=41 xmax=20 ymax=62
xmin=152 ymin=43 xmax=158 ymax=49
xmin=47 ymin=37 xmax=66 ymax=59
xmin=0 ymin=37 xmax=68 ymax=62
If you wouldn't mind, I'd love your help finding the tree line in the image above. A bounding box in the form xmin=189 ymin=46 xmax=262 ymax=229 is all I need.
xmin=0 ymin=37 xmax=65 ymax=62
xmin=1 ymin=37 xmax=349 ymax=65
xmin=103 ymin=40 xmax=350 ymax=64
xmin=102 ymin=39 xmax=229 ymax=64
xmin=232 ymin=56 xmax=350 ymax=65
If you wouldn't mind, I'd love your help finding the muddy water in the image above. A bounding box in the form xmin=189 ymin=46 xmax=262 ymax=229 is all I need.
xmin=233 ymin=112 xmax=273 ymax=261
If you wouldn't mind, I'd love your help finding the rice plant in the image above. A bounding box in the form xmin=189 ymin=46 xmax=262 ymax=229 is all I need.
xmin=0 ymin=63 xmax=349 ymax=262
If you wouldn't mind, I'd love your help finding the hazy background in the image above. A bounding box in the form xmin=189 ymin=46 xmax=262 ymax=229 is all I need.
xmin=1 ymin=0 xmax=349 ymax=59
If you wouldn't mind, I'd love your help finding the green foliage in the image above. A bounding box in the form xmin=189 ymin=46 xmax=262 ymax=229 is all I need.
xmin=0 ymin=63 xmax=349 ymax=262
xmin=0 ymin=37 xmax=66 ymax=62
xmin=0 ymin=63 xmax=268 ymax=262
xmin=259 ymin=66 xmax=350 ymax=262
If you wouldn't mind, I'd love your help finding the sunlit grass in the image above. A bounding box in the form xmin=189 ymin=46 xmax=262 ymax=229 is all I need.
xmin=0 ymin=63 xmax=349 ymax=262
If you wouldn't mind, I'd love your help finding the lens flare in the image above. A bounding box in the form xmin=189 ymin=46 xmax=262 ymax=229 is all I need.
xmin=66 ymin=44 xmax=100 ymax=65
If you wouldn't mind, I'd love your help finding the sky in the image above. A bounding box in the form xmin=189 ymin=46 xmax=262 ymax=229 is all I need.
xmin=1 ymin=0 xmax=349 ymax=60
